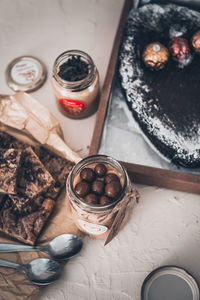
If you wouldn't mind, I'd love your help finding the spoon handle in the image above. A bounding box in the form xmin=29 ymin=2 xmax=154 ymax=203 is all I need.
xmin=0 ymin=258 xmax=21 ymax=270
xmin=0 ymin=243 xmax=41 ymax=253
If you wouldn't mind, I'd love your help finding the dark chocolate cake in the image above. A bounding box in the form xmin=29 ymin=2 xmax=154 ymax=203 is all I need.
xmin=119 ymin=4 xmax=200 ymax=168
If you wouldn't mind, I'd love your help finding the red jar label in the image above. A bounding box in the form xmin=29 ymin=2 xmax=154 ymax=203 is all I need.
xmin=59 ymin=98 xmax=86 ymax=115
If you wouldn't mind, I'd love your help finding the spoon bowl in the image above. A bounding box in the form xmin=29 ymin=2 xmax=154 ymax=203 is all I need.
xmin=0 ymin=234 xmax=83 ymax=260
xmin=0 ymin=257 xmax=62 ymax=285
xmin=46 ymin=234 xmax=83 ymax=260
xmin=24 ymin=258 xmax=62 ymax=285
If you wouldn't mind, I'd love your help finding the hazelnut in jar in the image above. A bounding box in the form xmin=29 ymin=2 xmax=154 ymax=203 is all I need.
xmin=52 ymin=50 xmax=99 ymax=119
xmin=66 ymin=155 xmax=137 ymax=241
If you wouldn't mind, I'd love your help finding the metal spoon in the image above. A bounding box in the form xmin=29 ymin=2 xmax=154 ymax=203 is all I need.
xmin=0 ymin=234 xmax=83 ymax=260
xmin=0 ymin=257 xmax=62 ymax=285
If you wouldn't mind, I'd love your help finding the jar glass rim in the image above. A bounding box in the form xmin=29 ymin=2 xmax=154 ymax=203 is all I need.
xmin=68 ymin=154 xmax=128 ymax=212
xmin=53 ymin=50 xmax=96 ymax=89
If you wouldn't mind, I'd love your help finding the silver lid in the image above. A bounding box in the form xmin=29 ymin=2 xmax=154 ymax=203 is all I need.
xmin=141 ymin=266 xmax=199 ymax=300
xmin=5 ymin=56 xmax=47 ymax=92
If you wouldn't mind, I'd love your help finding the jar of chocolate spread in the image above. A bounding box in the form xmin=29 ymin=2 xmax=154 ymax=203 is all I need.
xmin=66 ymin=155 xmax=137 ymax=240
xmin=52 ymin=50 xmax=99 ymax=119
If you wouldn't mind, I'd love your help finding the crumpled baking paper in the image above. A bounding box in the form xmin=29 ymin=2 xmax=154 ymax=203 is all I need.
xmin=0 ymin=92 xmax=81 ymax=164
xmin=0 ymin=92 xmax=81 ymax=300
xmin=0 ymin=92 xmax=139 ymax=299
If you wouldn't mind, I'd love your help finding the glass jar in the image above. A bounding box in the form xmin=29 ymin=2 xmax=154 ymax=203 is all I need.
xmin=66 ymin=155 xmax=135 ymax=240
xmin=52 ymin=50 xmax=99 ymax=119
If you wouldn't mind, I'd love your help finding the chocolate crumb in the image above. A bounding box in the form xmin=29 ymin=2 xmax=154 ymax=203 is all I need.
xmin=58 ymin=55 xmax=90 ymax=81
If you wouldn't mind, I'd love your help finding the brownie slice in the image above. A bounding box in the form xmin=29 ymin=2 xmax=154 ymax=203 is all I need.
xmin=0 ymin=148 xmax=22 ymax=194
xmin=0 ymin=131 xmax=75 ymax=244
xmin=0 ymin=130 xmax=28 ymax=149
xmin=38 ymin=147 xmax=74 ymax=198
xmin=17 ymin=147 xmax=55 ymax=198
xmin=0 ymin=194 xmax=5 ymax=209
xmin=45 ymin=183 xmax=61 ymax=200
xmin=9 ymin=188 xmax=60 ymax=215
xmin=9 ymin=194 xmax=44 ymax=215
xmin=0 ymin=197 xmax=55 ymax=245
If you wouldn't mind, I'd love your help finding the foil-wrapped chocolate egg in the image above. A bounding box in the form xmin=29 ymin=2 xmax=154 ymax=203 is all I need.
xmin=169 ymin=37 xmax=190 ymax=61
xmin=142 ymin=42 xmax=169 ymax=70
xmin=191 ymin=31 xmax=200 ymax=54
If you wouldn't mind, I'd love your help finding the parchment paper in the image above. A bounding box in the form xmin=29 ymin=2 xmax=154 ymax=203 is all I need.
xmin=0 ymin=92 xmax=139 ymax=299
xmin=0 ymin=92 xmax=81 ymax=300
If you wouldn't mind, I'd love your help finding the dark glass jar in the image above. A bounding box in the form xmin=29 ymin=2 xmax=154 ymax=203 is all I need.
xmin=52 ymin=50 xmax=99 ymax=119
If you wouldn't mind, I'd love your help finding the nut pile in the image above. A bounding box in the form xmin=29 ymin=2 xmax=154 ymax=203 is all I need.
xmin=74 ymin=163 xmax=122 ymax=205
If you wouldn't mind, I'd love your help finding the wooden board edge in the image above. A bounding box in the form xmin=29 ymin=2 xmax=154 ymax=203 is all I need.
xmin=121 ymin=161 xmax=200 ymax=194
xmin=89 ymin=0 xmax=200 ymax=194
xmin=89 ymin=0 xmax=132 ymax=155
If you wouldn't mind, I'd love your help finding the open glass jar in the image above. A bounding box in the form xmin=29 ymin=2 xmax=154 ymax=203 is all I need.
xmin=66 ymin=155 xmax=136 ymax=240
xmin=52 ymin=50 xmax=99 ymax=119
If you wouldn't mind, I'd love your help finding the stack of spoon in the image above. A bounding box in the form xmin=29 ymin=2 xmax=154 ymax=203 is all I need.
xmin=0 ymin=234 xmax=83 ymax=285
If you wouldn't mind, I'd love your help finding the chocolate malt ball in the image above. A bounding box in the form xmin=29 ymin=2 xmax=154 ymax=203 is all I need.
xmin=85 ymin=193 xmax=99 ymax=204
xmin=80 ymin=167 xmax=96 ymax=182
xmin=99 ymin=195 xmax=112 ymax=205
xmin=142 ymin=42 xmax=169 ymax=70
xmin=105 ymin=173 xmax=120 ymax=184
xmin=92 ymin=179 xmax=105 ymax=195
xmin=94 ymin=163 xmax=107 ymax=177
xmin=191 ymin=31 xmax=200 ymax=54
xmin=105 ymin=181 xmax=122 ymax=199
xmin=75 ymin=181 xmax=90 ymax=197
xmin=169 ymin=37 xmax=190 ymax=61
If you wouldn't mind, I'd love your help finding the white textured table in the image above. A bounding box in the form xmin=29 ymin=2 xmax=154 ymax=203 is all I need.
xmin=1 ymin=1 xmax=200 ymax=299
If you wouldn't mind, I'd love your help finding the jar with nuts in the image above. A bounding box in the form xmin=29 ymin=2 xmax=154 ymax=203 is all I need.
xmin=66 ymin=155 xmax=136 ymax=240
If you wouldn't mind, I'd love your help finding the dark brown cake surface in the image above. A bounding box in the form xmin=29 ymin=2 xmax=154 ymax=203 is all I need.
xmin=9 ymin=194 xmax=44 ymax=214
xmin=0 ymin=148 xmax=21 ymax=194
xmin=0 ymin=131 xmax=74 ymax=244
xmin=38 ymin=146 xmax=74 ymax=198
xmin=17 ymin=147 xmax=55 ymax=198
xmin=119 ymin=4 xmax=200 ymax=168
xmin=38 ymin=146 xmax=74 ymax=182
xmin=0 ymin=197 xmax=55 ymax=245
xmin=0 ymin=131 xmax=28 ymax=149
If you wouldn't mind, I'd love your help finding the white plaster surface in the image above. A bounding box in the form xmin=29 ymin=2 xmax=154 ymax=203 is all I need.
xmin=1 ymin=1 xmax=200 ymax=300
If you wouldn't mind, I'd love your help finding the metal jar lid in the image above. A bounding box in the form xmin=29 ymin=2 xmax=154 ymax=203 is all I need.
xmin=141 ymin=266 xmax=200 ymax=300
xmin=5 ymin=56 xmax=47 ymax=92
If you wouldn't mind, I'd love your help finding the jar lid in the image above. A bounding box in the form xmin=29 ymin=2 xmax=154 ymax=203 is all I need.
xmin=5 ymin=56 xmax=47 ymax=92
xmin=141 ymin=266 xmax=199 ymax=300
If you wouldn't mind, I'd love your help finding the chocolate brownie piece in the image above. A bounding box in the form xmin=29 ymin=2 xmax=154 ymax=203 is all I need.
xmin=38 ymin=147 xmax=74 ymax=198
xmin=9 ymin=194 xmax=44 ymax=215
xmin=0 ymin=131 xmax=27 ymax=149
xmin=0 ymin=197 xmax=55 ymax=245
xmin=44 ymin=183 xmax=61 ymax=199
xmin=17 ymin=147 xmax=55 ymax=198
xmin=22 ymin=198 xmax=55 ymax=243
xmin=0 ymin=148 xmax=21 ymax=194
xmin=0 ymin=194 xmax=5 ymax=208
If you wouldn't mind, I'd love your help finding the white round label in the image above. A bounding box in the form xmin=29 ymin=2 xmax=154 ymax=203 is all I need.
xmin=11 ymin=60 xmax=39 ymax=84
xmin=78 ymin=219 xmax=108 ymax=235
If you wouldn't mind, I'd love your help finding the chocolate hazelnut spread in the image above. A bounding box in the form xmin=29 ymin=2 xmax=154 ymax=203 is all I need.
xmin=66 ymin=155 xmax=138 ymax=242
xmin=52 ymin=50 xmax=99 ymax=119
